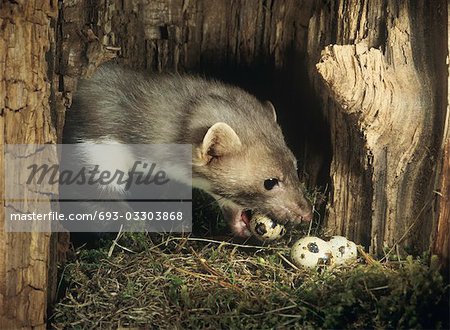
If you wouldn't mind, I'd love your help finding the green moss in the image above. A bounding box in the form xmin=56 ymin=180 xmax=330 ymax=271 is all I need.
xmin=51 ymin=236 xmax=449 ymax=329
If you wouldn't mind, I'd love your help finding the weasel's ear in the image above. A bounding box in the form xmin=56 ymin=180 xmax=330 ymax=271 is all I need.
xmin=196 ymin=122 xmax=242 ymax=164
xmin=264 ymin=101 xmax=277 ymax=122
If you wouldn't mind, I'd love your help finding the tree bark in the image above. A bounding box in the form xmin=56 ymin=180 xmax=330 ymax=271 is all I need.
xmin=0 ymin=1 xmax=58 ymax=328
xmin=433 ymin=9 xmax=449 ymax=272
xmin=1 ymin=1 xmax=447 ymax=327
xmin=433 ymin=140 xmax=449 ymax=274
xmin=307 ymin=0 xmax=448 ymax=256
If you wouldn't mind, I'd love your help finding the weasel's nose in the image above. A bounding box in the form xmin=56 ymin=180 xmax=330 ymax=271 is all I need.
xmin=284 ymin=206 xmax=312 ymax=224
xmin=300 ymin=196 xmax=314 ymax=220
xmin=291 ymin=202 xmax=313 ymax=222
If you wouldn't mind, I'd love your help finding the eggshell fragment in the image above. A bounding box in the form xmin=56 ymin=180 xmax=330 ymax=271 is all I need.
xmin=291 ymin=236 xmax=333 ymax=268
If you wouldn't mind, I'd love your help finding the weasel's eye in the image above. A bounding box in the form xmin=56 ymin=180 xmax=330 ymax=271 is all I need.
xmin=264 ymin=178 xmax=279 ymax=190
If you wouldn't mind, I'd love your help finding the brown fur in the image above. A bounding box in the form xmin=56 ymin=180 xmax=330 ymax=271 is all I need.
xmin=64 ymin=64 xmax=313 ymax=236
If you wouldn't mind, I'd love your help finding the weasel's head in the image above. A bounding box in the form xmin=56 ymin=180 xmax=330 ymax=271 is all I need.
xmin=192 ymin=120 xmax=313 ymax=237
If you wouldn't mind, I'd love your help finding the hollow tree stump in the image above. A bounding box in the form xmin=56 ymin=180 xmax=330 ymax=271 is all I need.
xmin=307 ymin=1 xmax=448 ymax=256
xmin=0 ymin=1 xmax=448 ymax=328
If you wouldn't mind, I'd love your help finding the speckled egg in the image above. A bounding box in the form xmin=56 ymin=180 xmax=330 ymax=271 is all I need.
xmin=291 ymin=236 xmax=333 ymax=268
xmin=328 ymin=236 xmax=358 ymax=265
xmin=249 ymin=214 xmax=286 ymax=241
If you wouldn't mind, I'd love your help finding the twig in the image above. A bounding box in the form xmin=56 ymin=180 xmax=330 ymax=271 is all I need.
xmin=168 ymin=236 xmax=289 ymax=251
xmin=357 ymin=245 xmax=377 ymax=265
xmin=190 ymin=247 xmax=223 ymax=277
xmin=277 ymin=252 xmax=300 ymax=271
xmin=173 ymin=267 xmax=243 ymax=293
xmin=107 ymin=225 xmax=135 ymax=257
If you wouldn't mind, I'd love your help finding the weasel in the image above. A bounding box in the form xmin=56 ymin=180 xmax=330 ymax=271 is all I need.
xmin=63 ymin=64 xmax=313 ymax=237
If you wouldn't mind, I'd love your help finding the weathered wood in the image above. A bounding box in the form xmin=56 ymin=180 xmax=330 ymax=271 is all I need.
xmin=0 ymin=1 xmax=58 ymax=328
xmin=56 ymin=0 xmax=315 ymax=78
xmin=433 ymin=12 xmax=449 ymax=271
xmin=0 ymin=0 xmax=447 ymax=327
xmin=433 ymin=141 xmax=449 ymax=273
xmin=307 ymin=0 xmax=448 ymax=256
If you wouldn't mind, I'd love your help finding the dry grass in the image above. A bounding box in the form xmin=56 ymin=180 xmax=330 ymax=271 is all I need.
xmin=50 ymin=189 xmax=449 ymax=329
xmin=50 ymin=231 xmax=449 ymax=330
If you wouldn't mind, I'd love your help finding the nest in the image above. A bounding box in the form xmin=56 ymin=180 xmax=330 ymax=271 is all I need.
xmin=50 ymin=231 xmax=449 ymax=329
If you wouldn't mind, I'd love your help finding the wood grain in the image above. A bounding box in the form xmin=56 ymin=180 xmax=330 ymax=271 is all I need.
xmin=307 ymin=0 xmax=448 ymax=255
xmin=0 ymin=1 xmax=58 ymax=328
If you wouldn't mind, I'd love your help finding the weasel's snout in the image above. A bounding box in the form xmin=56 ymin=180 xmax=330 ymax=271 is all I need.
xmin=279 ymin=201 xmax=313 ymax=224
xmin=263 ymin=202 xmax=312 ymax=226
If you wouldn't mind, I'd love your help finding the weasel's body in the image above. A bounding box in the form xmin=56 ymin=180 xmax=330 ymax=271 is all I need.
xmin=64 ymin=64 xmax=312 ymax=236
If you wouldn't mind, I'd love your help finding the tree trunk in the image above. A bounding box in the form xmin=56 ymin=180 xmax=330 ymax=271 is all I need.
xmin=306 ymin=0 xmax=448 ymax=256
xmin=0 ymin=1 xmax=58 ymax=328
xmin=434 ymin=139 xmax=449 ymax=273
xmin=1 ymin=0 xmax=448 ymax=327
xmin=433 ymin=16 xmax=449 ymax=271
